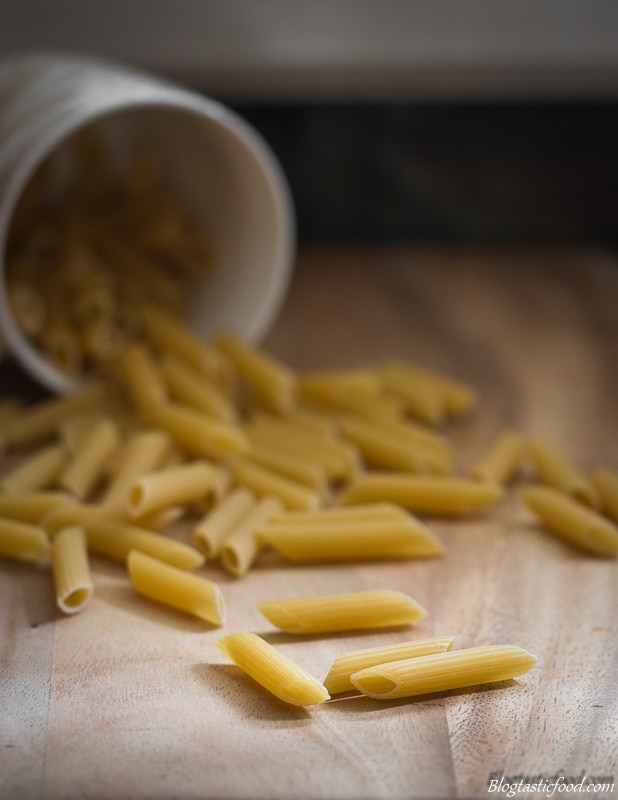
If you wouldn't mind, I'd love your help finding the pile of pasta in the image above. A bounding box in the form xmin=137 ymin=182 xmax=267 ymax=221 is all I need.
xmin=1 ymin=137 xmax=617 ymax=707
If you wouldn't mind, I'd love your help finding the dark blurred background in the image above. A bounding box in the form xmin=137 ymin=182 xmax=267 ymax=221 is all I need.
xmin=2 ymin=0 xmax=618 ymax=245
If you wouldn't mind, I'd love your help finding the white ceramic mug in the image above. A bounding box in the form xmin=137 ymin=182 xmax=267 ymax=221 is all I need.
xmin=0 ymin=50 xmax=296 ymax=393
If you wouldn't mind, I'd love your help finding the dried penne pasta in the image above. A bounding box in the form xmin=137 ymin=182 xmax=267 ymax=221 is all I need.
xmin=339 ymin=473 xmax=503 ymax=515
xmin=128 ymin=549 xmax=225 ymax=625
xmin=160 ymin=353 xmax=237 ymax=423
xmin=5 ymin=384 xmax=106 ymax=448
xmin=145 ymin=402 xmax=248 ymax=461
xmin=256 ymin=514 xmax=444 ymax=562
xmin=0 ymin=516 xmax=50 ymax=562
xmin=381 ymin=361 xmax=477 ymax=418
xmin=217 ymin=631 xmax=329 ymax=707
xmin=57 ymin=417 xmax=120 ymax=500
xmin=0 ymin=491 xmax=74 ymax=524
xmin=84 ymin=517 xmax=205 ymax=569
xmin=350 ymin=645 xmax=537 ymax=699
xmin=231 ymin=457 xmax=322 ymax=512
xmin=116 ymin=344 xmax=168 ymax=413
xmin=323 ymin=636 xmax=455 ymax=694
xmin=99 ymin=429 xmax=173 ymax=510
xmin=590 ymin=468 xmax=618 ymax=524
xmin=281 ymin=407 xmax=339 ymax=438
xmin=245 ymin=442 xmax=328 ymax=493
xmin=299 ymin=370 xmax=382 ymax=404
xmin=220 ymin=495 xmax=283 ymax=576
xmin=217 ymin=331 xmax=297 ymax=413
xmin=526 ymin=438 xmax=600 ymax=509
xmin=128 ymin=460 xmax=217 ymax=518
xmin=194 ymin=487 xmax=256 ymax=558
xmin=0 ymin=442 xmax=68 ymax=493
xmin=41 ymin=502 xmax=120 ymax=538
xmin=266 ymin=502 xmax=409 ymax=525
xmin=470 ymin=430 xmax=525 ymax=485
xmin=51 ymin=526 xmax=93 ymax=615
xmin=523 ymin=486 xmax=618 ymax=556
xmin=258 ymin=590 xmax=427 ymax=634
xmin=340 ymin=417 xmax=451 ymax=474
xmin=377 ymin=364 xmax=448 ymax=425
xmin=141 ymin=304 xmax=222 ymax=376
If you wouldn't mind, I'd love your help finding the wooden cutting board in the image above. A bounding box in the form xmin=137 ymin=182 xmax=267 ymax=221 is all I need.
xmin=1 ymin=246 xmax=617 ymax=800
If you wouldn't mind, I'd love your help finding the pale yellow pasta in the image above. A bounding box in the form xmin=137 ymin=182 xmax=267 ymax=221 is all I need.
xmin=377 ymin=364 xmax=448 ymax=425
xmin=526 ymin=438 xmax=600 ymax=509
xmin=41 ymin=502 xmax=120 ymax=538
xmin=0 ymin=491 xmax=73 ymax=523
xmin=281 ymin=407 xmax=339 ymax=438
xmin=339 ymin=473 xmax=503 ymax=515
xmin=220 ymin=495 xmax=283 ymax=576
xmin=160 ymin=353 xmax=237 ymax=423
xmin=231 ymin=457 xmax=321 ymax=512
xmin=381 ymin=361 xmax=477 ymax=418
xmin=591 ymin=468 xmax=618 ymax=523
xmin=100 ymin=429 xmax=173 ymax=511
xmin=132 ymin=505 xmax=185 ymax=532
xmin=299 ymin=370 xmax=382 ymax=403
xmin=217 ymin=631 xmax=329 ymax=707
xmin=145 ymin=402 xmax=248 ymax=461
xmin=51 ymin=526 xmax=93 ymax=615
xmin=7 ymin=281 xmax=46 ymax=336
xmin=523 ymin=486 xmax=618 ymax=557
xmin=350 ymin=645 xmax=537 ymax=699
xmin=84 ymin=517 xmax=205 ymax=569
xmin=194 ymin=487 xmax=255 ymax=558
xmin=116 ymin=343 xmax=168 ymax=413
xmin=141 ymin=304 xmax=222 ymax=377
xmin=217 ymin=331 xmax=297 ymax=413
xmin=0 ymin=516 xmax=50 ymax=562
xmin=266 ymin=502 xmax=408 ymax=525
xmin=256 ymin=513 xmax=444 ymax=562
xmin=302 ymin=391 xmax=405 ymax=423
xmin=129 ymin=460 xmax=217 ymax=518
xmin=57 ymin=417 xmax=120 ymax=500
xmin=244 ymin=443 xmax=328 ymax=493
xmin=1 ymin=442 xmax=68 ymax=493
xmin=5 ymin=384 xmax=105 ymax=448
xmin=246 ymin=423 xmax=359 ymax=481
xmin=258 ymin=590 xmax=427 ymax=634
xmin=369 ymin=415 xmax=452 ymax=455
xmin=59 ymin=413 xmax=103 ymax=455
xmin=128 ymin=549 xmax=224 ymax=625
xmin=340 ymin=417 xmax=452 ymax=475
xmin=470 ymin=430 xmax=525 ymax=485
xmin=323 ymin=636 xmax=455 ymax=694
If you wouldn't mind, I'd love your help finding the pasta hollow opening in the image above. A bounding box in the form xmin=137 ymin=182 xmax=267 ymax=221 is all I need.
xmin=63 ymin=586 xmax=92 ymax=609
xmin=352 ymin=673 xmax=397 ymax=697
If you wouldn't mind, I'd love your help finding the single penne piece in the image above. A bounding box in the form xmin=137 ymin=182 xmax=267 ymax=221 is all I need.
xmin=0 ymin=516 xmax=50 ymax=562
xmin=302 ymin=391 xmax=405 ymax=423
xmin=99 ymin=429 xmax=173 ymax=511
xmin=230 ymin=457 xmax=322 ymax=512
xmin=51 ymin=526 xmax=94 ymax=615
xmin=323 ymin=636 xmax=455 ymax=694
xmin=339 ymin=473 xmax=503 ymax=516
xmin=217 ymin=631 xmax=329 ymax=707
xmin=144 ymin=402 xmax=248 ymax=461
xmin=83 ymin=517 xmax=205 ymax=569
xmin=128 ymin=460 xmax=218 ymax=518
xmin=377 ymin=365 xmax=448 ymax=425
xmin=351 ymin=645 xmax=537 ymax=700
xmin=220 ymin=495 xmax=283 ymax=576
xmin=365 ymin=415 xmax=452 ymax=455
xmin=590 ymin=468 xmax=618 ymax=523
xmin=340 ymin=417 xmax=452 ymax=474
xmin=160 ymin=353 xmax=237 ymax=423
xmin=5 ymin=383 xmax=106 ymax=448
xmin=266 ymin=502 xmax=409 ymax=525
xmin=522 ymin=486 xmax=618 ymax=557
xmin=256 ymin=515 xmax=444 ymax=562
xmin=470 ymin=430 xmax=525 ymax=485
xmin=116 ymin=343 xmax=168 ymax=413
xmin=526 ymin=438 xmax=600 ymax=509
xmin=141 ymin=304 xmax=222 ymax=376
xmin=41 ymin=502 xmax=120 ymax=538
xmin=57 ymin=417 xmax=120 ymax=500
xmin=193 ymin=487 xmax=256 ymax=558
xmin=299 ymin=370 xmax=382 ymax=403
xmin=243 ymin=443 xmax=328 ymax=493
xmin=128 ymin=549 xmax=225 ymax=625
xmin=381 ymin=361 xmax=477 ymax=418
xmin=258 ymin=590 xmax=427 ymax=635
xmin=0 ymin=442 xmax=68 ymax=493
xmin=217 ymin=331 xmax=297 ymax=413
xmin=0 ymin=491 xmax=74 ymax=524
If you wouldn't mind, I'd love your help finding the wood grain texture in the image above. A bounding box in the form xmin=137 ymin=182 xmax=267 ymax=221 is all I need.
xmin=1 ymin=246 xmax=617 ymax=800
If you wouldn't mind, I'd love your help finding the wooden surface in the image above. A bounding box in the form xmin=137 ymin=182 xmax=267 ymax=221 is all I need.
xmin=1 ymin=246 xmax=618 ymax=800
